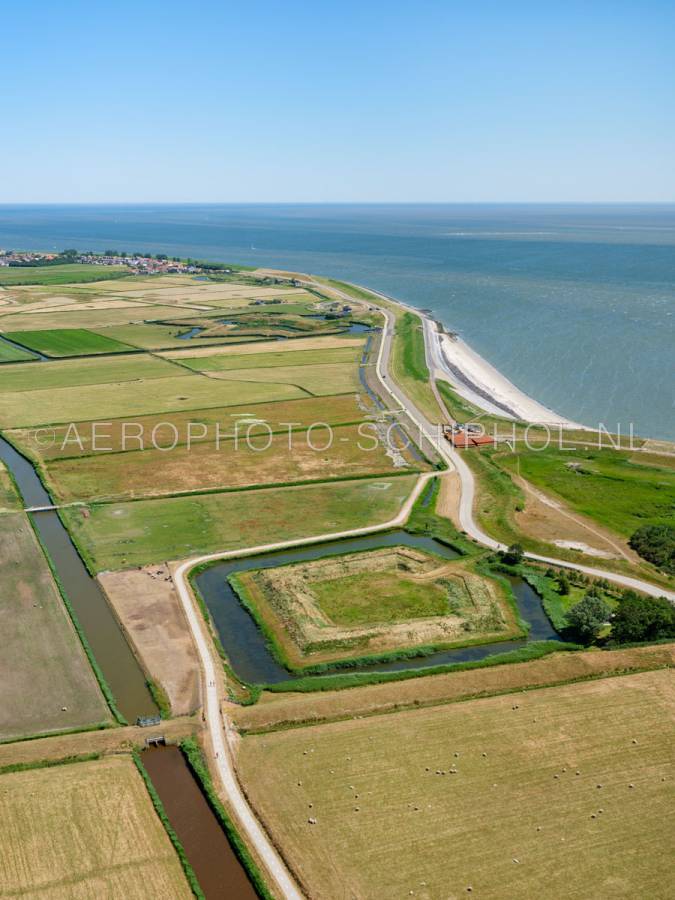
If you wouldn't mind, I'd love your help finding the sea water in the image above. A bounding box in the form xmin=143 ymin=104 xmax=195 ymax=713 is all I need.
xmin=0 ymin=203 xmax=673 ymax=439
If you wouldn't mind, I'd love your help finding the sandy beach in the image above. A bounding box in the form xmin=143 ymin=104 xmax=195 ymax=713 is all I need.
xmin=428 ymin=322 xmax=583 ymax=427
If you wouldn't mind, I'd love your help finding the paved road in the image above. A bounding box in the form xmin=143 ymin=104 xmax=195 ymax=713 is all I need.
xmin=173 ymin=276 xmax=673 ymax=897
xmin=366 ymin=291 xmax=674 ymax=601
xmin=172 ymin=469 xmax=438 ymax=900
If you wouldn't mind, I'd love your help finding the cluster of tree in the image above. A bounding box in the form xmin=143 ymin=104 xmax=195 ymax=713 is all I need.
xmin=564 ymin=588 xmax=611 ymax=642
xmin=99 ymin=250 xmax=178 ymax=261
xmin=501 ymin=543 xmax=524 ymax=565
xmin=564 ymin=588 xmax=675 ymax=645
xmin=629 ymin=524 xmax=675 ymax=574
xmin=611 ymin=591 xmax=675 ymax=643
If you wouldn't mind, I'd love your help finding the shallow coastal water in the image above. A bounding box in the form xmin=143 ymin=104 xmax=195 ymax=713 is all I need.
xmin=1 ymin=203 xmax=673 ymax=439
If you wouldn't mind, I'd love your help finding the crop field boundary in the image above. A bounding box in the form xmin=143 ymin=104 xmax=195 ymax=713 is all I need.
xmin=240 ymin=661 xmax=674 ymax=735
xmin=0 ymin=752 xmax=101 ymax=776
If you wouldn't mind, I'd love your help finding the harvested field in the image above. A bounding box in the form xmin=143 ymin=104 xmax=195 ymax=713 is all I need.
xmin=161 ymin=333 xmax=364 ymax=359
xmin=234 ymin=549 xmax=512 ymax=667
xmin=0 ymin=303 xmax=203 ymax=330
xmin=4 ymin=327 xmax=134 ymax=356
xmin=238 ymin=669 xmax=675 ymax=900
xmin=0 ymin=513 xmax=111 ymax=741
xmin=100 ymin=566 xmax=200 ymax=716
xmin=178 ymin=344 xmax=362 ymax=372
xmin=43 ymin=422 xmax=416 ymax=502
xmin=233 ymin=643 xmax=675 ymax=733
xmin=209 ymin=362 xmax=360 ymax=396
xmin=0 ymin=372 xmax=304 ymax=427
xmin=0 ymin=755 xmax=192 ymax=898
xmin=7 ymin=394 xmax=368 ymax=462
xmin=61 ymin=474 xmax=420 ymax=571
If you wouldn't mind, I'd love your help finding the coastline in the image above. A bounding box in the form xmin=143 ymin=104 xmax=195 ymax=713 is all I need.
xmin=432 ymin=329 xmax=584 ymax=428
xmin=343 ymin=279 xmax=584 ymax=429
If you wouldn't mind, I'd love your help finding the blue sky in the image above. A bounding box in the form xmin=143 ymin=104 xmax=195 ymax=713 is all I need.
xmin=3 ymin=1 xmax=674 ymax=202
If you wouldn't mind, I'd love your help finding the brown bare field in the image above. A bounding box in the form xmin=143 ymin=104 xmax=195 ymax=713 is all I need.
xmin=161 ymin=333 xmax=364 ymax=360
xmin=233 ymin=643 xmax=675 ymax=733
xmin=436 ymin=470 xmax=461 ymax=527
xmin=8 ymin=394 xmax=368 ymax=462
xmin=238 ymin=669 xmax=675 ymax=900
xmin=0 ymin=513 xmax=111 ymax=741
xmin=0 ymin=756 xmax=192 ymax=898
xmin=99 ymin=566 xmax=200 ymax=716
xmin=44 ymin=422 xmax=418 ymax=502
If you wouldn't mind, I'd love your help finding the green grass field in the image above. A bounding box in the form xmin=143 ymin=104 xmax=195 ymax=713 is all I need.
xmin=313 ymin=571 xmax=448 ymax=625
xmin=178 ymin=345 xmax=362 ymax=372
xmin=0 ymin=513 xmax=111 ymax=740
xmin=0 ymin=354 xmax=185 ymax=394
xmin=61 ymin=475 xmax=419 ymax=571
xmin=0 ymin=462 xmax=20 ymax=511
xmin=0 ymin=263 xmax=130 ymax=285
xmin=500 ymin=447 xmax=675 ymax=537
xmin=91 ymin=322 xmax=238 ymax=349
xmin=0 ymin=339 xmax=36 ymax=363
xmin=4 ymin=328 xmax=135 ymax=357
xmin=238 ymin=669 xmax=675 ymax=900
xmin=0 ymin=372 xmax=305 ymax=427
xmin=211 ymin=362 xmax=360 ymax=396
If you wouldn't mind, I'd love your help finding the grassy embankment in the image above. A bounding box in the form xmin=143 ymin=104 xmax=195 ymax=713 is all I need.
xmin=0 ymin=340 xmax=36 ymax=363
xmin=389 ymin=310 xmax=440 ymax=422
xmin=319 ymin=277 xmax=440 ymax=421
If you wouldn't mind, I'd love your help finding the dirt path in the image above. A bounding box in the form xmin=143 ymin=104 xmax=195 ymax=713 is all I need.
xmin=435 ymin=469 xmax=462 ymax=528
xmin=512 ymin=472 xmax=636 ymax=562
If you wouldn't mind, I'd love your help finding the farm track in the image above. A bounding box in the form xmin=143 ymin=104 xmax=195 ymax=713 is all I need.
xmin=172 ymin=273 xmax=674 ymax=900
